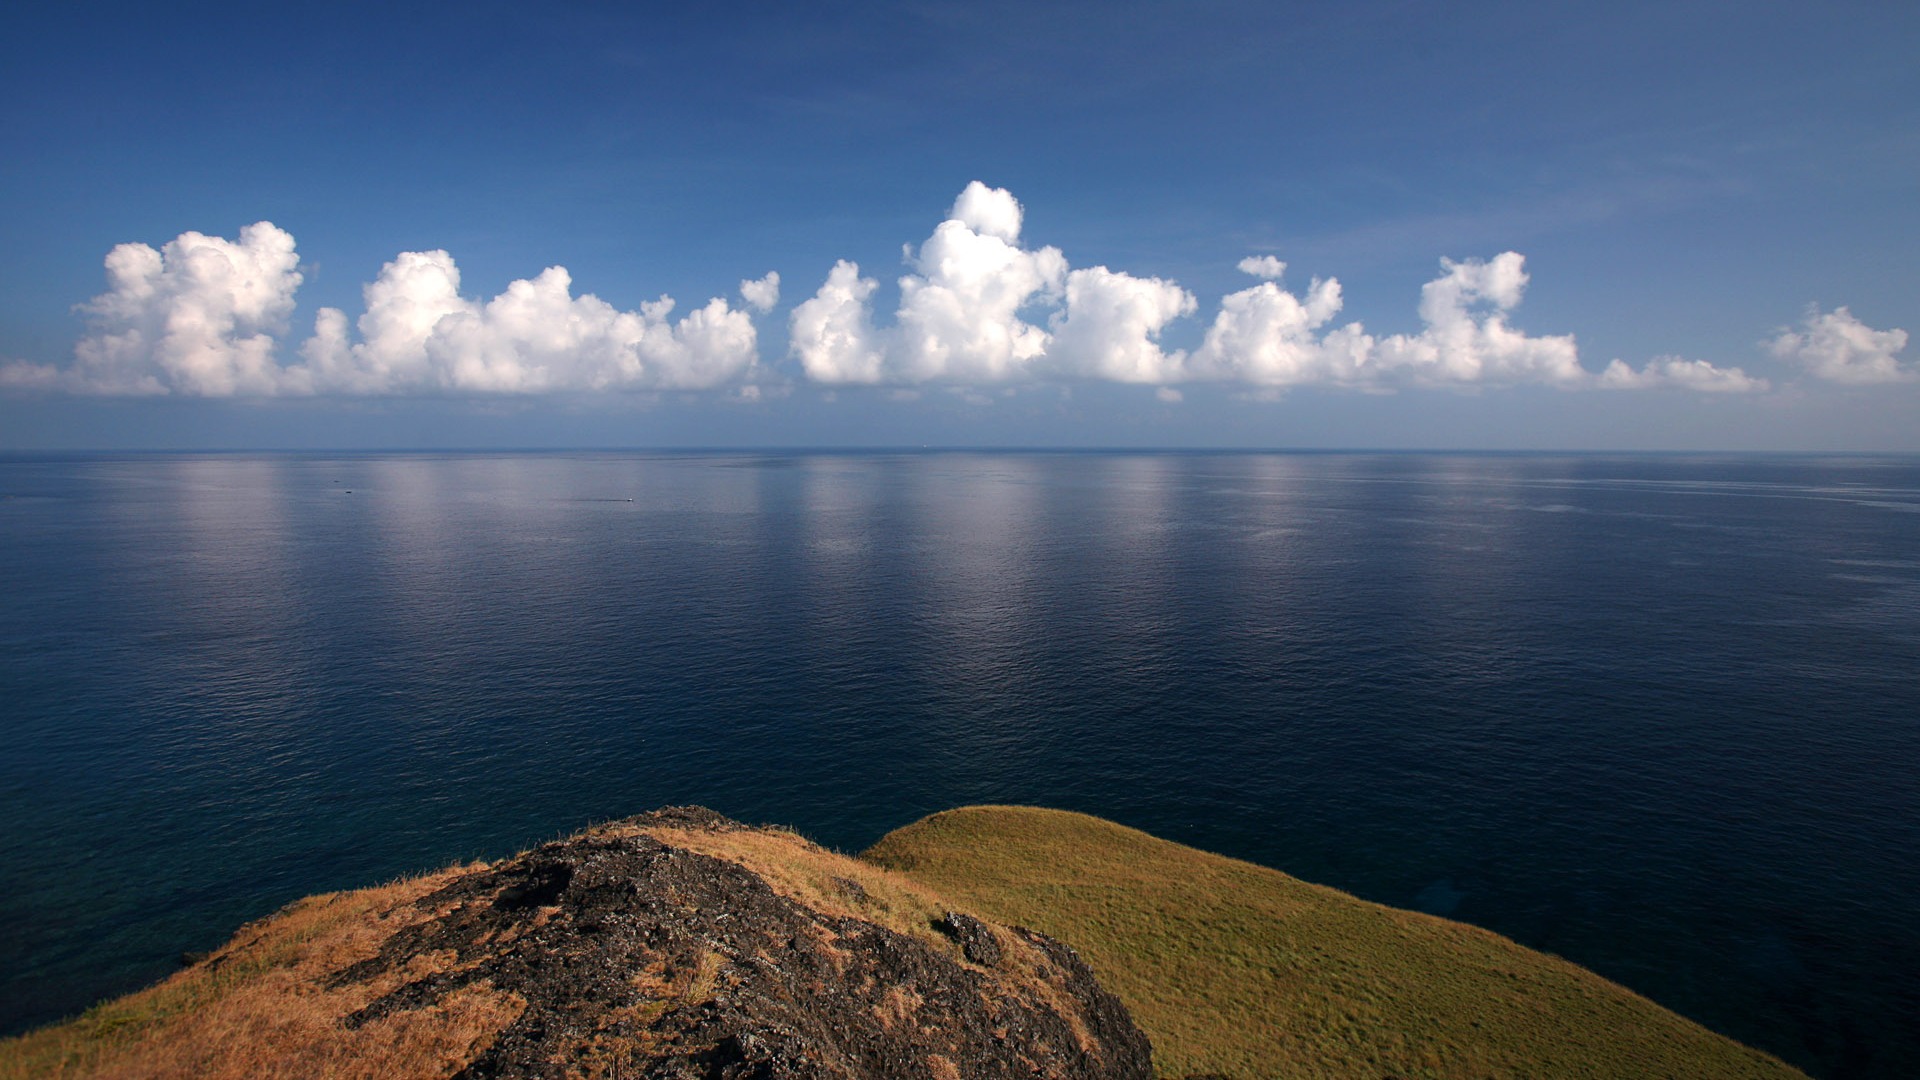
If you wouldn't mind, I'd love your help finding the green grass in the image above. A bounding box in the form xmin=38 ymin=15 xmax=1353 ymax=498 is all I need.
xmin=2 ymin=809 xmax=1808 ymax=1080
xmin=865 ymin=805 xmax=1804 ymax=1080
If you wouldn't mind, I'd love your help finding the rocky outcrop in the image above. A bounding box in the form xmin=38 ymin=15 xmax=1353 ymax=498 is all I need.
xmin=326 ymin=807 xmax=1151 ymax=1079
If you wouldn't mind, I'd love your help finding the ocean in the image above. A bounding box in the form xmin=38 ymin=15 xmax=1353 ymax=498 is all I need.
xmin=1 ymin=450 xmax=1916 ymax=1077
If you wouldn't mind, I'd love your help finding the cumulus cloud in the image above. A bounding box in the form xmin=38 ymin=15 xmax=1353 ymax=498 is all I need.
xmin=1597 ymin=356 xmax=1769 ymax=393
xmin=294 ymin=254 xmax=761 ymax=394
xmin=892 ymin=183 xmax=1065 ymax=381
xmin=1236 ymin=255 xmax=1287 ymax=280
xmin=1373 ymin=253 xmax=1584 ymax=386
xmin=790 ymin=190 xmax=1736 ymax=396
xmin=1189 ymin=252 xmax=1587 ymax=390
xmin=792 ymin=182 xmax=1073 ymax=384
xmin=792 ymin=181 xmax=1194 ymax=386
xmin=1045 ymin=267 xmax=1195 ymax=383
xmin=0 ymin=358 xmax=73 ymax=392
xmin=14 ymin=187 xmax=1882 ymax=404
xmin=789 ymin=260 xmax=886 ymax=383
xmin=1768 ymin=306 xmax=1912 ymax=384
xmin=1191 ymin=272 xmax=1366 ymax=386
xmin=4 ymin=223 xmax=305 ymax=395
xmin=12 ymin=222 xmax=775 ymax=396
xmin=739 ymin=272 xmax=780 ymax=314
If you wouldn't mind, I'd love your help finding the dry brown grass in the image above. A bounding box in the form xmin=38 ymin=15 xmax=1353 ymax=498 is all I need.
xmin=616 ymin=822 xmax=966 ymax=959
xmin=2 ymin=818 xmax=1115 ymax=1078
xmin=623 ymin=819 xmax=1116 ymax=1059
xmin=8 ymin=817 xmax=1143 ymax=1080
xmin=10 ymin=806 xmax=1778 ymax=1080
xmin=0 ymin=864 xmax=518 ymax=1080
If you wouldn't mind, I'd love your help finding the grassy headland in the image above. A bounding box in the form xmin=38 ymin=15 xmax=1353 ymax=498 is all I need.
xmin=866 ymin=805 xmax=1805 ymax=1080
xmin=0 ymin=811 xmax=1147 ymax=1080
xmin=1 ymin=805 xmax=1805 ymax=1079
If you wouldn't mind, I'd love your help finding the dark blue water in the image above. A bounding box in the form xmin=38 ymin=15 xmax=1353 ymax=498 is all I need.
xmin=2 ymin=452 xmax=1916 ymax=1076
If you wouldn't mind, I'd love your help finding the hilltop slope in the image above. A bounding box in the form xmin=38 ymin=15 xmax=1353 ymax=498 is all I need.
xmin=2 ymin=804 xmax=1806 ymax=1080
xmin=867 ymin=805 xmax=1805 ymax=1080
xmin=0 ymin=808 xmax=1148 ymax=1080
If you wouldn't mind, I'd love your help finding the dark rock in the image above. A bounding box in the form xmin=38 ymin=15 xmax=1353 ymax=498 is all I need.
xmin=935 ymin=911 xmax=1003 ymax=967
xmin=492 ymin=860 xmax=573 ymax=910
xmin=328 ymin=808 xmax=1152 ymax=1079
xmin=625 ymin=804 xmax=749 ymax=832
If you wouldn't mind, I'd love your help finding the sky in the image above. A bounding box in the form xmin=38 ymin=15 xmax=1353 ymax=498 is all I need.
xmin=1 ymin=0 xmax=1915 ymax=450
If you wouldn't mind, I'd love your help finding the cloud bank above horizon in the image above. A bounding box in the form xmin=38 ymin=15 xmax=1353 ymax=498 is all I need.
xmin=4 ymin=183 xmax=1909 ymax=400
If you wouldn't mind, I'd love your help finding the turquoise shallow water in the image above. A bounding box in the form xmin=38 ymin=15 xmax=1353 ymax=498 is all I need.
xmin=2 ymin=451 xmax=1917 ymax=1077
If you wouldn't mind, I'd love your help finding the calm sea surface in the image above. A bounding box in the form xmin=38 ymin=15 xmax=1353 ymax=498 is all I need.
xmin=2 ymin=451 xmax=1917 ymax=1076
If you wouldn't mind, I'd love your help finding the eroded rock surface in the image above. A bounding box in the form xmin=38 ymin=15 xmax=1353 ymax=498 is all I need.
xmin=330 ymin=807 xmax=1151 ymax=1079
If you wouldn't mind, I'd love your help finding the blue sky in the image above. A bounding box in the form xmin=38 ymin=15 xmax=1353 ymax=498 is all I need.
xmin=2 ymin=0 xmax=1915 ymax=449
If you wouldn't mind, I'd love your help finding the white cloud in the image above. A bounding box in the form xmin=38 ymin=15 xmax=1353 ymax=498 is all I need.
xmin=16 ymin=189 xmax=1879 ymax=406
xmin=1236 ymin=255 xmax=1287 ymax=279
xmin=789 ymin=192 xmax=1800 ymax=399
xmin=294 ymin=253 xmax=763 ymax=394
xmin=1768 ymin=306 xmax=1912 ymax=384
xmin=790 ymin=260 xmax=886 ymax=383
xmin=0 ymin=358 xmax=73 ymax=392
xmin=37 ymin=222 xmax=305 ymax=396
xmin=1045 ymin=266 xmax=1195 ymax=383
xmin=1597 ymin=356 xmax=1769 ymax=393
xmin=1190 ymin=253 xmax=1584 ymax=390
xmin=950 ymin=180 xmax=1024 ymax=243
xmin=790 ymin=182 xmax=1067 ymax=384
xmin=1191 ymin=274 xmax=1366 ymax=386
xmin=1373 ymin=253 xmax=1584 ymax=387
xmin=785 ymin=182 xmax=1195 ymax=387
xmin=15 ymin=223 xmax=771 ymax=396
xmin=1155 ymin=386 xmax=1183 ymax=403
xmin=739 ymin=271 xmax=780 ymax=314
xmin=294 ymin=249 xmax=465 ymax=394
xmin=895 ymin=198 xmax=1064 ymax=381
